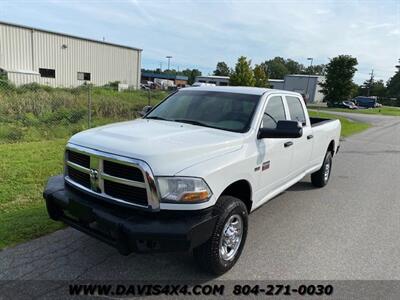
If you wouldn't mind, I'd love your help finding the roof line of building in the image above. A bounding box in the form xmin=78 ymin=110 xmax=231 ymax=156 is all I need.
xmin=285 ymin=74 xmax=323 ymax=78
xmin=196 ymin=75 xmax=230 ymax=79
xmin=0 ymin=20 xmax=143 ymax=52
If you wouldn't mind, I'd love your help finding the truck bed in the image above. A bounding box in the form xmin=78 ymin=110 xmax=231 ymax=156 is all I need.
xmin=310 ymin=117 xmax=337 ymax=127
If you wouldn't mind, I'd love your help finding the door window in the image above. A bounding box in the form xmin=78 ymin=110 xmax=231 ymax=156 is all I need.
xmin=286 ymin=96 xmax=306 ymax=125
xmin=261 ymin=96 xmax=286 ymax=129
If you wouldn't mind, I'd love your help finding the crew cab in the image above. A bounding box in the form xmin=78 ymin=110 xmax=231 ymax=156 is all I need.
xmin=44 ymin=86 xmax=341 ymax=275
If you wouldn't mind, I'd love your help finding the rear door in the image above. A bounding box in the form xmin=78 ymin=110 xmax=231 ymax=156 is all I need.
xmin=285 ymin=95 xmax=314 ymax=176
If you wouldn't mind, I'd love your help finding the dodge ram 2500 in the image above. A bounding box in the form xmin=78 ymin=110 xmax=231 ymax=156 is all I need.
xmin=44 ymin=86 xmax=341 ymax=274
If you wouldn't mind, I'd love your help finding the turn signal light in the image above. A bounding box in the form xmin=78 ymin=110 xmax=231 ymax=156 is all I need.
xmin=181 ymin=191 xmax=210 ymax=202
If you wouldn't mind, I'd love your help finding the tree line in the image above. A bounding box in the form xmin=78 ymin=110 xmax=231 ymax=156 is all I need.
xmin=143 ymin=56 xmax=400 ymax=105
xmin=213 ymin=57 xmax=325 ymax=79
xmin=214 ymin=56 xmax=399 ymax=104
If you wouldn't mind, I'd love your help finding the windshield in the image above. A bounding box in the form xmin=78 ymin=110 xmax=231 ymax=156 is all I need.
xmin=145 ymin=90 xmax=261 ymax=133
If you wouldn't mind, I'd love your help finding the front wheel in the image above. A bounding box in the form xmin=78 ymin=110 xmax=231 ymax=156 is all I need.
xmin=193 ymin=196 xmax=248 ymax=275
xmin=311 ymin=151 xmax=332 ymax=187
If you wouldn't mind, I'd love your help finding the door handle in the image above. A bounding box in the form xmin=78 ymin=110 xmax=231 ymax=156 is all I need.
xmin=284 ymin=141 xmax=293 ymax=148
xmin=307 ymin=134 xmax=314 ymax=140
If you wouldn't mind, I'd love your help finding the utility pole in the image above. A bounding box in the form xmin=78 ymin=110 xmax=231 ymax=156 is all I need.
xmin=367 ymin=68 xmax=374 ymax=97
xmin=305 ymin=57 xmax=313 ymax=103
xmin=159 ymin=62 xmax=163 ymax=72
xmin=166 ymin=56 xmax=172 ymax=71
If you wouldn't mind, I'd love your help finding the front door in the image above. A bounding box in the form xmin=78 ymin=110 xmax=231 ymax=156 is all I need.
xmin=256 ymin=95 xmax=294 ymax=201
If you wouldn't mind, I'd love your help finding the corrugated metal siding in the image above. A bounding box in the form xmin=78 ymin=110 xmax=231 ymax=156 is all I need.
xmin=283 ymin=76 xmax=325 ymax=103
xmin=0 ymin=25 xmax=33 ymax=71
xmin=0 ymin=23 xmax=141 ymax=88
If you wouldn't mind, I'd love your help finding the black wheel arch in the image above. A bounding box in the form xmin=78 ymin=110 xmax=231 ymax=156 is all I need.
xmin=327 ymin=140 xmax=335 ymax=156
xmin=220 ymin=179 xmax=252 ymax=213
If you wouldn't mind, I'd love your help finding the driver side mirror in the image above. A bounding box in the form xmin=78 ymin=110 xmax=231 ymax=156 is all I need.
xmin=258 ymin=120 xmax=303 ymax=139
xmin=139 ymin=105 xmax=153 ymax=117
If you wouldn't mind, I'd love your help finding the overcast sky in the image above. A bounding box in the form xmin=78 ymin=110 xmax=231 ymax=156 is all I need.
xmin=1 ymin=0 xmax=399 ymax=83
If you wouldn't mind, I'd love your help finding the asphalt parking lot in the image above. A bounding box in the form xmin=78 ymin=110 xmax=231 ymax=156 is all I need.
xmin=1 ymin=112 xmax=399 ymax=286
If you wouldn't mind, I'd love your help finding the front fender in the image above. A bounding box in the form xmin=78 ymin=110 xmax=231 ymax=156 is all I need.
xmin=175 ymin=148 xmax=256 ymax=210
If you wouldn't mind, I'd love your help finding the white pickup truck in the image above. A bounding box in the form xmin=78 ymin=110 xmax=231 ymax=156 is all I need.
xmin=44 ymin=86 xmax=341 ymax=274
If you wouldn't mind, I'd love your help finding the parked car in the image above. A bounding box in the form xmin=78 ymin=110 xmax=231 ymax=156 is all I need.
xmin=43 ymin=86 xmax=341 ymax=275
xmin=353 ymin=96 xmax=381 ymax=108
xmin=328 ymin=101 xmax=358 ymax=109
xmin=342 ymin=101 xmax=358 ymax=109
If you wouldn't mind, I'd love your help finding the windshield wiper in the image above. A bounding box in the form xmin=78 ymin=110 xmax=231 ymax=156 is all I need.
xmin=145 ymin=116 xmax=171 ymax=121
xmin=173 ymin=119 xmax=209 ymax=127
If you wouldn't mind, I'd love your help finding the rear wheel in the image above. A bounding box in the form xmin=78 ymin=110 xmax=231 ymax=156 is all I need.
xmin=193 ymin=196 xmax=248 ymax=275
xmin=311 ymin=151 xmax=332 ymax=187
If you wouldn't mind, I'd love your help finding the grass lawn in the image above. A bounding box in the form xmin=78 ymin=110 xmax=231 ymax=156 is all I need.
xmin=308 ymin=110 xmax=371 ymax=137
xmin=0 ymin=112 xmax=371 ymax=250
xmin=0 ymin=139 xmax=66 ymax=249
xmin=307 ymin=105 xmax=400 ymax=117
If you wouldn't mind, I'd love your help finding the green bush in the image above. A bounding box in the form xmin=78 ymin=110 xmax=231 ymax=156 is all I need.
xmin=103 ymin=81 xmax=120 ymax=90
xmin=0 ymin=85 xmax=168 ymax=143
xmin=19 ymin=113 xmax=41 ymax=126
xmin=0 ymin=126 xmax=24 ymax=142
xmin=40 ymin=108 xmax=86 ymax=124
xmin=18 ymin=82 xmax=44 ymax=92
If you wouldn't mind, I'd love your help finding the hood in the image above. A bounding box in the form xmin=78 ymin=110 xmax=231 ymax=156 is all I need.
xmin=68 ymin=119 xmax=244 ymax=175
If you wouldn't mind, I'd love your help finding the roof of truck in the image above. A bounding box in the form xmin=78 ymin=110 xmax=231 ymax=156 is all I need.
xmin=182 ymin=86 xmax=301 ymax=96
xmin=182 ymin=86 xmax=271 ymax=95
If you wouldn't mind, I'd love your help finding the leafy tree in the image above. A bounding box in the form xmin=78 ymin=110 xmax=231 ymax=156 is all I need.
xmin=319 ymin=55 xmax=358 ymax=103
xmin=303 ymin=64 xmax=326 ymax=75
xmin=263 ymin=57 xmax=289 ymax=79
xmin=387 ymin=59 xmax=400 ymax=99
xmin=213 ymin=62 xmax=231 ymax=76
xmin=370 ymin=80 xmax=387 ymax=97
xmin=230 ymin=56 xmax=255 ymax=86
xmin=286 ymin=59 xmax=304 ymax=74
xmin=350 ymin=82 xmax=360 ymax=98
xmin=182 ymin=68 xmax=202 ymax=85
xmin=262 ymin=57 xmax=326 ymax=78
xmin=253 ymin=64 xmax=268 ymax=87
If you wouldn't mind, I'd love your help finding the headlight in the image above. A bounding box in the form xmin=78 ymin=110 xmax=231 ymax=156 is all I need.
xmin=156 ymin=177 xmax=212 ymax=203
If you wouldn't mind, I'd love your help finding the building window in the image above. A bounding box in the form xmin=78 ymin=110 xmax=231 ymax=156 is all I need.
xmin=77 ymin=72 xmax=91 ymax=81
xmin=39 ymin=68 xmax=55 ymax=78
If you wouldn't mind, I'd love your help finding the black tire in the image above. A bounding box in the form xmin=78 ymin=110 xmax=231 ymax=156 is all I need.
xmin=193 ymin=195 xmax=248 ymax=275
xmin=311 ymin=151 xmax=333 ymax=187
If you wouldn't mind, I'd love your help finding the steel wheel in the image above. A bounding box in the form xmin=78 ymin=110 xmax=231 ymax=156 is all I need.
xmin=219 ymin=214 xmax=243 ymax=261
xmin=324 ymin=160 xmax=331 ymax=182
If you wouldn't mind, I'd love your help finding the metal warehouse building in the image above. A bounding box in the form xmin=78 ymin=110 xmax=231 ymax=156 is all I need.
xmin=269 ymin=74 xmax=325 ymax=103
xmin=0 ymin=21 xmax=142 ymax=88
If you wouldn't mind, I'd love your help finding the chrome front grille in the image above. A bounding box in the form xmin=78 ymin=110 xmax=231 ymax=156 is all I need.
xmin=64 ymin=144 xmax=160 ymax=210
